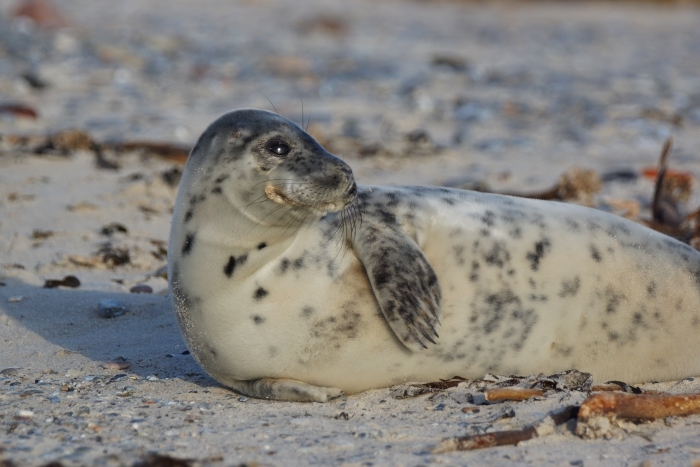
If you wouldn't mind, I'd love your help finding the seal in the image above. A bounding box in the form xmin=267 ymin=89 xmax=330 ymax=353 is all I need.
xmin=169 ymin=108 xmax=700 ymax=402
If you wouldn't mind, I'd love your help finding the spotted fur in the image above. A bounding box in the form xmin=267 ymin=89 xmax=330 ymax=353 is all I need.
xmin=168 ymin=108 xmax=700 ymax=402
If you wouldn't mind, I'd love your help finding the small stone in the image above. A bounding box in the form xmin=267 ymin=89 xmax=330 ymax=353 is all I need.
xmin=1 ymin=368 xmax=20 ymax=376
xmin=8 ymin=296 xmax=24 ymax=303
xmin=44 ymin=275 xmax=80 ymax=288
xmin=146 ymin=375 xmax=159 ymax=381
xmin=17 ymin=410 xmax=34 ymax=418
xmin=238 ymin=396 xmax=249 ymax=402
xmin=101 ymin=358 xmax=130 ymax=370
xmin=130 ymin=284 xmax=152 ymax=294
xmin=97 ymin=299 xmax=128 ymax=318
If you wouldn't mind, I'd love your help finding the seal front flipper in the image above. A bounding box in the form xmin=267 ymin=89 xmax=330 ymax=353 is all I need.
xmin=352 ymin=222 xmax=442 ymax=352
xmin=221 ymin=377 xmax=344 ymax=402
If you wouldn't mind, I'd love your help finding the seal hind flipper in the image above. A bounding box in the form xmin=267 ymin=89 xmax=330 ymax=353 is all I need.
xmin=352 ymin=222 xmax=442 ymax=352
xmin=222 ymin=377 xmax=344 ymax=402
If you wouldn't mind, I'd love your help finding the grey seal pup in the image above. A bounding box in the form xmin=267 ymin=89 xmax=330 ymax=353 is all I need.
xmin=168 ymin=108 xmax=700 ymax=402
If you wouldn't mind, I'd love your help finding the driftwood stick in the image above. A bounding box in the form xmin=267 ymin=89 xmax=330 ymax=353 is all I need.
xmin=484 ymin=387 xmax=544 ymax=402
xmin=578 ymin=392 xmax=700 ymax=421
xmin=431 ymin=406 xmax=578 ymax=453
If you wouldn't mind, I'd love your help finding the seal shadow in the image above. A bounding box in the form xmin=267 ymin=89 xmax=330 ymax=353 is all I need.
xmin=0 ymin=277 xmax=219 ymax=389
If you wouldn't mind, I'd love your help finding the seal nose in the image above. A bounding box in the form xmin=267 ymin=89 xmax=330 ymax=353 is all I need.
xmin=321 ymin=159 xmax=355 ymax=191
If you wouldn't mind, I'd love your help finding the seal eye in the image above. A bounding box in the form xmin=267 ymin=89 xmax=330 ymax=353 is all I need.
xmin=267 ymin=140 xmax=290 ymax=156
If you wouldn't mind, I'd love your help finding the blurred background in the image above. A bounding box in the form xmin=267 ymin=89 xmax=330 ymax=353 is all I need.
xmin=1 ymin=0 xmax=700 ymax=189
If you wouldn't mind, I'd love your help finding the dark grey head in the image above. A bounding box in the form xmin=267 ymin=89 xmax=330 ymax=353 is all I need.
xmin=187 ymin=108 xmax=357 ymax=224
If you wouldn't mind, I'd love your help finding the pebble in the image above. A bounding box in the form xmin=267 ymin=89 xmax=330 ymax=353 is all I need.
xmin=129 ymin=284 xmax=153 ymax=294
xmin=102 ymin=358 xmax=131 ymax=370
xmin=8 ymin=296 xmax=24 ymax=303
xmin=1 ymin=367 xmax=20 ymax=376
xmin=97 ymin=299 xmax=128 ymax=318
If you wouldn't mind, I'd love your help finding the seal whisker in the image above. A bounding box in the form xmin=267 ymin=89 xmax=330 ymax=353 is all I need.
xmin=259 ymin=91 xmax=281 ymax=117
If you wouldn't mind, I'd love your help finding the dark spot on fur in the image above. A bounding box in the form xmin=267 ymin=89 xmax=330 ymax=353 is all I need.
xmin=211 ymin=186 xmax=222 ymax=195
xmin=483 ymin=290 xmax=519 ymax=334
xmin=182 ymin=233 xmax=195 ymax=255
xmin=269 ymin=346 xmax=278 ymax=357
xmin=184 ymin=209 xmax=193 ymax=223
xmin=552 ymin=343 xmax=574 ymax=357
xmin=590 ymin=244 xmax=602 ymax=262
xmin=257 ymin=242 xmax=267 ymax=250
xmin=279 ymin=258 xmax=290 ymax=274
xmin=481 ymin=210 xmax=495 ymax=227
xmin=526 ymin=238 xmax=551 ymax=271
xmin=558 ymin=277 xmax=581 ymax=298
xmin=483 ymin=241 xmax=511 ymax=268
xmin=224 ymin=256 xmax=236 ymax=277
xmin=254 ymin=288 xmax=269 ymax=300
xmin=508 ymin=227 xmax=522 ymax=239
xmin=605 ymin=287 xmax=625 ymax=314
xmin=565 ymin=217 xmax=580 ymax=231
xmin=293 ymin=257 xmax=304 ymax=269
xmin=301 ymin=306 xmax=315 ymax=318
xmin=453 ymin=245 xmax=465 ymax=265
xmin=386 ymin=192 xmax=400 ymax=207
xmin=469 ymin=261 xmax=480 ymax=282
xmin=215 ymin=174 xmax=229 ymax=184
xmin=252 ymin=315 xmax=265 ymax=324
xmin=646 ymin=281 xmax=657 ymax=297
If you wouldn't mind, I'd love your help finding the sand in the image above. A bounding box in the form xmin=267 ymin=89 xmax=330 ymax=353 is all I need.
xmin=2 ymin=0 xmax=700 ymax=465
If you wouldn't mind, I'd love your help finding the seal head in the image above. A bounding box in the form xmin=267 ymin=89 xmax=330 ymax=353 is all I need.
xmin=186 ymin=109 xmax=356 ymax=231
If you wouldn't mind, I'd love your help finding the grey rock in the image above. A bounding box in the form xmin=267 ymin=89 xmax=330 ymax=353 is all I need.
xmin=97 ymin=299 xmax=128 ymax=318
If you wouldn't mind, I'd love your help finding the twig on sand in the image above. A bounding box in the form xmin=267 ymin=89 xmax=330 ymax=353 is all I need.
xmin=483 ymin=387 xmax=544 ymax=402
xmin=650 ymin=137 xmax=685 ymax=226
xmin=431 ymin=406 xmax=579 ymax=453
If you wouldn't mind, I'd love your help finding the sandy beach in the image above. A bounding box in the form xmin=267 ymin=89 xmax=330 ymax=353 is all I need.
xmin=3 ymin=0 xmax=700 ymax=465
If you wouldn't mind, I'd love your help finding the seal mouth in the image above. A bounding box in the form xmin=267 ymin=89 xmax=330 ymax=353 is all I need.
xmin=264 ymin=184 xmax=344 ymax=212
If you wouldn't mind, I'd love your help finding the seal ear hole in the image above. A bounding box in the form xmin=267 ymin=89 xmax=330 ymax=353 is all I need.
xmin=266 ymin=139 xmax=291 ymax=157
